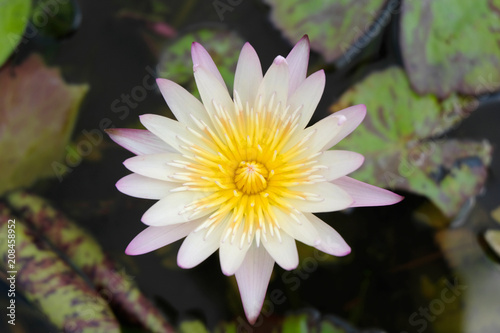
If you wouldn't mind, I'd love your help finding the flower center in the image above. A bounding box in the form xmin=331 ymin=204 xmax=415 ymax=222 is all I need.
xmin=234 ymin=161 xmax=269 ymax=194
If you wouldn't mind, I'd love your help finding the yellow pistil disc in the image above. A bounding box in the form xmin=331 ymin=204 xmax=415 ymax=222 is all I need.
xmin=234 ymin=161 xmax=269 ymax=194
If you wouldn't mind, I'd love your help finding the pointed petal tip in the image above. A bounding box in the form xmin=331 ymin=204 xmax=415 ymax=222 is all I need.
xmin=273 ymin=55 xmax=287 ymax=65
xmin=337 ymin=245 xmax=351 ymax=257
xmin=191 ymin=41 xmax=201 ymax=51
xmin=124 ymin=246 xmax=136 ymax=256
xmin=246 ymin=313 xmax=259 ymax=325
xmin=354 ymin=104 xmax=367 ymax=118
xmin=299 ymin=34 xmax=310 ymax=45
xmin=125 ymin=243 xmax=144 ymax=256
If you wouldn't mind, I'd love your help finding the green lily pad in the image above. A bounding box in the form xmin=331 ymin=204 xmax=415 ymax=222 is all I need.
xmin=158 ymin=29 xmax=244 ymax=95
xmin=485 ymin=230 xmax=500 ymax=258
xmin=263 ymin=0 xmax=387 ymax=63
xmin=330 ymin=66 xmax=492 ymax=217
xmin=0 ymin=0 xmax=31 ymax=67
xmin=400 ymin=0 xmax=500 ymax=98
xmin=0 ymin=54 xmax=89 ymax=195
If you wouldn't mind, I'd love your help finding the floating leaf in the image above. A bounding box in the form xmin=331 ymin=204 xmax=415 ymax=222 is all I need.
xmin=6 ymin=191 xmax=175 ymax=333
xmin=263 ymin=0 xmax=387 ymax=62
xmin=485 ymin=230 xmax=500 ymax=258
xmin=491 ymin=206 xmax=500 ymax=225
xmin=0 ymin=0 xmax=30 ymax=66
xmin=330 ymin=66 xmax=492 ymax=217
xmin=0 ymin=54 xmax=88 ymax=195
xmin=158 ymin=29 xmax=244 ymax=94
xmin=179 ymin=320 xmax=210 ymax=333
xmin=0 ymin=205 xmax=120 ymax=332
xmin=400 ymin=0 xmax=500 ymax=97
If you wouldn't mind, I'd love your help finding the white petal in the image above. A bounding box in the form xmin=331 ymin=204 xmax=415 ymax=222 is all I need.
xmin=116 ymin=173 xmax=175 ymax=199
xmin=288 ymin=70 xmax=325 ymax=129
xmin=316 ymin=150 xmax=365 ymax=181
xmin=156 ymin=78 xmax=212 ymax=127
xmin=194 ymin=66 xmax=234 ymax=118
xmin=106 ymin=128 xmax=174 ymax=155
xmin=235 ymin=244 xmax=275 ymax=324
xmin=332 ymin=176 xmax=404 ymax=207
xmin=305 ymin=213 xmax=351 ymax=256
xmin=191 ymin=42 xmax=227 ymax=89
xmin=262 ymin=229 xmax=298 ymax=270
xmin=234 ymin=42 xmax=263 ymax=106
xmin=125 ymin=219 xmax=201 ymax=255
xmin=139 ymin=114 xmax=187 ymax=152
xmin=304 ymin=113 xmax=350 ymax=152
xmin=281 ymin=112 xmax=346 ymax=154
xmin=177 ymin=218 xmax=227 ymax=268
xmin=255 ymin=56 xmax=289 ymax=113
xmin=286 ymin=182 xmax=353 ymax=213
xmin=141 ymin=191 xmax=210 ymax=226
xmin=272 ymin=207 xmax=321 ymax=247
xmin=327 ymin=104 xmax=367 ymax=148
xmin=219 ymin=221 xmax=253 ymax=276
xmin=123 ymin=153 xmax=183 ymax=181
xmin=286 ymin=35 xmax=310 ymax=95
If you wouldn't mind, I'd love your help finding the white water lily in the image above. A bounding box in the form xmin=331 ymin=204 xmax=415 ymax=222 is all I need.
xmin=107 ymin=36 xmax=403 ymax=323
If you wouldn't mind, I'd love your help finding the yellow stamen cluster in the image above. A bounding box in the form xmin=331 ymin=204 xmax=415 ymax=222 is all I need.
xmin=169 ymin=92 xmax=326 ymax=247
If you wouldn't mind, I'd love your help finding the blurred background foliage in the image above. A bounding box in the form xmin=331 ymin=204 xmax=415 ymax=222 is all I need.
xmin=0 ymin=0 xmax=499 ymax=332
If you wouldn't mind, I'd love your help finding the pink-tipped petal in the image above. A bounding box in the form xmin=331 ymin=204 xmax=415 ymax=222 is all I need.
xmin=327 ymin=104 xmax=367 ymax=148
xmin=332 ymin=176 xmax=404 ymax=207
xmin=235 ymin=244 xmax=275 ymax=324
xmin=286 ymin=35 xmax=310 ymax=94
xmin=125 ymin=220 xmax=201 ymax=255
xmin=177 ymin=220 xmax=226 ymax=269
xmin=289 ymin=69 xmax=325 ymax=129
xmin=287 ymin=182 xmax=353 ymax=213
xmin=156 ymin=78 xmax=212 ymax=127
xmin=305 ymin=213 xmax=351 ymax=256
xmin=261 ymin=230 xmax=299 ymax=270
xmin=234 ymin=42 xmax=263 ymax=106
xmin=106 ymin=128 xmax=174 ymax=155
xmin=116 ymin=173 xmax=175 ymax=199
xmin=141 ymin=191 xmax=211 ymax=226
xmin=316 ymin=150 xmax=365 ymax=181
xmin=191 ymin=42 xmax=227 ymax=89
xmin=255 ymin=55 xmax=289 ymax=113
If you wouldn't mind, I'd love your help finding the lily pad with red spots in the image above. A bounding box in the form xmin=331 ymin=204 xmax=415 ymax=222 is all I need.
xmin=263 ymin=0 xmax=388 ymax=63
xmin=400 ymin=0 xmax=500 ymax=98
xmin=330 ymin=66 xmax=492 ymax=217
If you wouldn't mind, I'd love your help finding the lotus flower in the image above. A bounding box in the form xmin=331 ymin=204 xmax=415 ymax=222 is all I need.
xmin=107 ymin=36 xmax=403 ymax=323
